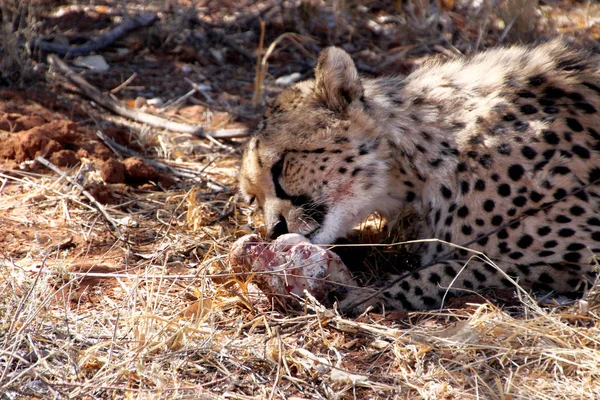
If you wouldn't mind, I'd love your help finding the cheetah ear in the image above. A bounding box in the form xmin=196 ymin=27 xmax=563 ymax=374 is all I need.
xmin=314 ymin=47 xmax=363 ymax=111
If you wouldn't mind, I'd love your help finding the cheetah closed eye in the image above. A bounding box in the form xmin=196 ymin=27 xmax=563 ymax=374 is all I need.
xmin=239 ymin=39 xmax=600 ymax=313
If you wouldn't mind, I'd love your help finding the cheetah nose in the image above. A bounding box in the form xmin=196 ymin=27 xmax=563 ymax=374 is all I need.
xmin=267 ymin=215 xmax=289 ymax=240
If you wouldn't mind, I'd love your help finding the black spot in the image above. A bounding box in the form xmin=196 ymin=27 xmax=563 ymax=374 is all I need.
xmin=514 ymin=120 xmax=529 ymax=132
xmin=475 ymin=219 xmax=485 ymax=226
xmin=489 ymin=124 xmax=507 ymax=136
xmin=498 ymin=242 xmax=511 ymax=254
xmin=463 ymin=280 xmax=474 ymax=289
xmin=351 ymin=167 xmax=362 ymax=176
xmin=590 ymin=167 xmax=600 ymax=183
xmin=429 ymin=158 xmax=443 ymax=167
xmin=501 ymin=278 xmax=513 ymax=287
xmin=441 ymin=185 xmax=452 ymax=199
xmin=416 ymin=145 xmax=427 ymax=153
xmin=474 ymin=180 xmax=486 ymax=191
xmin=517 ymin=234 xmax=534 ymax=249
xmin=592 ymin=232 xmax=600 ymax=242
xmin=572 ymin=145 xmax=591 ymax=159
xmin=429 ymin=273 xmax=442 ymax=285
xmin=477 ymin=236 xmax=489 ymax=246
xmin=478 ymin=154 xmax=493 ymax=169
xmin=520 ymin=104 xmax=538 ymax=115
xmin=574 ymin=190 xmax=589 ymax=202
xmin=518 ymin=90 xmax=536 ymax=98
xmin=473 ymin=270 xmax=487 ymax=282
xmin=553 ymin=188 xmax=567 ymax=200
xmin=497 ymin=184 xmax=511 ymax=197
xmin=538 ymin=226 xmax=551 ymax=236
xmin=543 ymin=86 xmax=566 ymax=99
xmin=567 ymin=243 xmax=586 ymax=251
xmin=344 ymin=156 xmax=355 ymax=163
xmin=462 ymin=224 xmax=473 ymax=235
xmin=503 ymin=113 xmax=517 ymax=121
xmin=497 ymin=143 xmax=512 ymax=155
xmin=456 ymin=162 xmax=468 ymax=173
xmin=568 ymin=89 xmax=586 ymax=100
xmin=543 ymin=106 xmax=559 ymax=114
xmin=491 ymin=215 xmax=503 ymax=226
xmin=555 ymin=215 xmax=572 ymax=223
xmin=529 ymin=75 xmax=546 ymax=86
xmin=542 ymin=149 xmax=556 ymax=160
xmin=566 ymin=118 xmax=584 ymax=132
xmin=544 ymin=240 xmax=558 ymax=248
xmin=445 ymin=216 xmax=454 ymax=226
xmin=457 ymin=205 xmax=469 ymax=218
xmin=469 ymin=135 xmax=484 ymax=145
xmin=508 ymin=164 xmax=525 ymax=181
xmin=444 ymin=265 xmax=457 ymax=278
xmin=498 ymin=229 xmax=509 ymax=239
xmin=589 ymin=127 xmax=600 ymax=140
xmin=568 ymin=205 xmax=585 ymax=216
xmin=552 ymin=166 xmax=571 ymax=175
xmin=394 ymin=292 xmax=415 ymax=309
xmin=338 ymin=167 xmax=347 ymax=174
xmin=461 ymin=181 xmax=470 ymax=194
xmin=483 ymin=200 xmax=495 ymax=212
xmin=434 ymin=210 xmax=442 ymax=224
xmin=512 ymin=196 xmax=527 ymax=207
xmin=542 ymin=130 xmax=560 ymax=145
xmin=521 ymin=146 xmax=537 ymax=160
xmin=509 ymin=252 xmax=524 ymax=260
xmin=583 ymin=81 xmax=600 ymax=94
xmin=539 ymin=272 xmax=555 ymax=284
xmin=587 ymin=217 xmax=600 ymax=226
xmin=406 ymin=191 xmax=416 ymax=202
xmin=558 ymin=228 xmax=575 ymax=237
xmin=574 ymin=102 xmax=597 ymax=114
xmin=422 ymin=297 xmax=437 ymax=307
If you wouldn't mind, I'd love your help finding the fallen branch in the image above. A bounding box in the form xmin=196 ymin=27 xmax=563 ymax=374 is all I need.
xmin=48 ymin=55 xmax=249 ymax=139
xmin=30 ymin=13 xmax=158 ymax=59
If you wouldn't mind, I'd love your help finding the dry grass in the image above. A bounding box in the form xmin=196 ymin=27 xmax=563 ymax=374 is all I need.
xmin=2 ymin=0 xmax=600 ymax=399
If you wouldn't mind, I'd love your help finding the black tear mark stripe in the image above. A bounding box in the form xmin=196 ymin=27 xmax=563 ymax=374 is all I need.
xmin=271 ymin=155 xmax=328 ymax=225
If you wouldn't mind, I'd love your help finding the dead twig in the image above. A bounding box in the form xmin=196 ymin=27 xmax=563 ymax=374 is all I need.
xmin=48 ymin=55 xmax=248 ymax=139
xmin=30 ymin=13 xmax=158 ymax=58
xmin=34 ymin=156 xmax=123 ymax=237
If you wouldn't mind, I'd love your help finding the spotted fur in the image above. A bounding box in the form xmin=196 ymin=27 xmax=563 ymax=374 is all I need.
xmin=240 ymin=40 xmax=600 ymax=312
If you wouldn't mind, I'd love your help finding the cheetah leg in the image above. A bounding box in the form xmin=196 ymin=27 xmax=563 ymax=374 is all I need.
xmin=337 ymin=258 xmax=590 ymax=314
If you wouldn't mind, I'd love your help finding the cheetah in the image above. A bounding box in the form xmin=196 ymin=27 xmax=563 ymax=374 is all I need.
xmin=239 ymin=39 xmax=600 ymax=312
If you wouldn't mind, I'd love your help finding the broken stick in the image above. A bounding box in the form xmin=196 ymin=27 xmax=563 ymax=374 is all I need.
xmin=48 ymin=55 xmax=249 ymax=139
xmin=30 ymin=13 xmax=157 ymax=59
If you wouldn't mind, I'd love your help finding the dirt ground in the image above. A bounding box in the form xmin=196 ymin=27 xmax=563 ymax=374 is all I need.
xmin=2 ymin=1 xmax=600 ymax=399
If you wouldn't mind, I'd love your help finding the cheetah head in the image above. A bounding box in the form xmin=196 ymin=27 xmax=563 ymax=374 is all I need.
xmin=240 ymin=48 xmax=396 ymax=244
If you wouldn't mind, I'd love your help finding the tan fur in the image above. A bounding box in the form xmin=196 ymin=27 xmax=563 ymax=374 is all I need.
xmin=240 ymin=39 xmax=600 ymax=312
